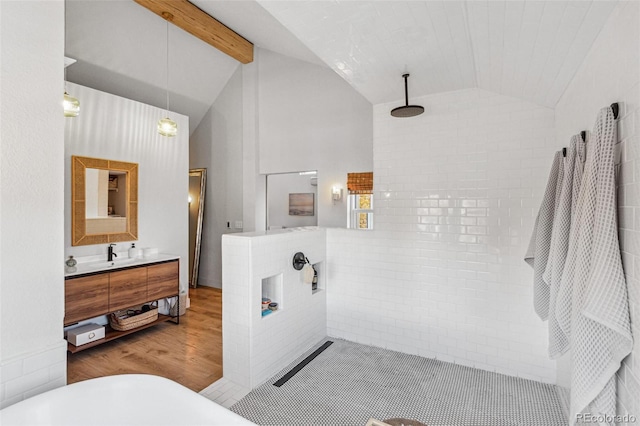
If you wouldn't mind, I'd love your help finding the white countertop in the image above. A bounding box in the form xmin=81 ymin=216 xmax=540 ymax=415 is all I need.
xmin=65 ymin=253 xmax=179 ymax=278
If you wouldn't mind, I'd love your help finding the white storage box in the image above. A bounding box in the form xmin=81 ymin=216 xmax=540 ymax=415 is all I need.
xmin=67 ymin=323 xmax=105 ymax=346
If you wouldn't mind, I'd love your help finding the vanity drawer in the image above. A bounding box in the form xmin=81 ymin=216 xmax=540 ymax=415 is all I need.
xmin=109 ymin=267 xmax=148 ymax=312
xmin=147 ymin=261 xmax=179 ymax=300
xmin=65 ymin=274 xmax=109 ymax=326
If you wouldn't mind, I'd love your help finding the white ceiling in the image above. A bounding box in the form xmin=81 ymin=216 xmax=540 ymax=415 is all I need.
xmin=66 ymin=0 xmax=238 ymax=135
xmin=258 ymin=0 xmax=618 ymax=106
xmin=65 ymin=1 xmax=619 ymax=133
xmin=65 ymin=0 xmax=324 ymax=134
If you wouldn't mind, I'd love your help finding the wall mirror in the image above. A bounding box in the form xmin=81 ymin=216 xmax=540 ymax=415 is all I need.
xmin=188 ymin=168 xmax=207 ymax=288
xmin=72 ymin=156 xmax=138 ymax=246
xmin=266 ymin=171 xmax=318 ymax=230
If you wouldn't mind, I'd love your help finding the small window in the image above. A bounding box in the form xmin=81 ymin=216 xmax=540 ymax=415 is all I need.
xmin=348 ymin=194 xmax=373 ymax=229
xmin=347 ymin=172 xmax=373 ymax=230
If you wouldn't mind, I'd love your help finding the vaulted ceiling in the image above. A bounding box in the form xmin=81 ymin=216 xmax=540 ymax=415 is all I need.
xmin=65 ymin=1 xmax=618 ymax=134
xmin=258 ymin=0 xmax=618 ymax=106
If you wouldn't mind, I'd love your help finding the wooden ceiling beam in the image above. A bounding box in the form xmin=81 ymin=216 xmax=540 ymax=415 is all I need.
xmin=134 ymin=0 xmax=253 ymax=64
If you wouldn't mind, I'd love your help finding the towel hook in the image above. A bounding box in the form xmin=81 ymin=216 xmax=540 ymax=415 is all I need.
xmin=292 ymin=252 xmax=307 ymax=270
xmin=611 ymin=103 xmax=619 ymax=119
xmin=580 ymin=131 xmax=586 ymax=142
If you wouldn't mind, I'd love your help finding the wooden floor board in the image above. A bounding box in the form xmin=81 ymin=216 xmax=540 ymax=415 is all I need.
xmin=67 ymin=286 xmax=222 ymax=392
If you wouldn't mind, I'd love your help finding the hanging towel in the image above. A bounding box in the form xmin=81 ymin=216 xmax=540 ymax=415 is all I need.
xmin=543 ymin=148 xmax=568 ymax=287
xmin=302 ymin=263 xmax=314 ymax=284
xmin=545 ymin=136 xmax=583 ymax=358
xmin=571 ymin=136 xmax=587 ymax=214
xmin=563 ymin=108 xmax=632 ymax=423
xmin=525 ymin=151 xmax=563 ymax=320
xmin=553 ymin=133 xmax=587 ymax=345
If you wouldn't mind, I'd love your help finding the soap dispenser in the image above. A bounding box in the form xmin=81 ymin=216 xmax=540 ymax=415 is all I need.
xmin=129 ymin=243 xmax=141 ymax=259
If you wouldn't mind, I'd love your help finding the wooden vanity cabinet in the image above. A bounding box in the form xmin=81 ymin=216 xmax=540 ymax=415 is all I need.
xmin=64 ymin=259 xmax=179 ymax=353
xmin=64 ymin=274 xmax=109 ymax=326
xmin=147 ymin=261 xmax=179 ymax=300
xmin=109 ymin=267 xmax=148 ymax=312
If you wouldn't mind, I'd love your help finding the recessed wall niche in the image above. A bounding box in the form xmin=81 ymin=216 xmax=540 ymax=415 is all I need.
xmin=261 ymin=273 xmax=283 ymax=318
xmin=312 ymin=261 xmax=324 ymax=295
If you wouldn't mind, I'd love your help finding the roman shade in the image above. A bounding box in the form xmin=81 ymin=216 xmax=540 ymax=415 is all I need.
xmin=347 ymin=172 xmax=373 ymax=194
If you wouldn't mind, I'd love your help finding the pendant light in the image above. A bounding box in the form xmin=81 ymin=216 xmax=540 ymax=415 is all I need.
xmin=63 ymin=91 xmax=80 ymax=117
xmin=158 ymin=15 xmax=177 ymax=137
xmin=63 ymin=4 xmax=79 ymax=117
xmin=390 ymin=73 xmax=424 ymax=118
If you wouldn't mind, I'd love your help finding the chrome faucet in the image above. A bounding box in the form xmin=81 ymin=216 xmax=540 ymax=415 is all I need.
xmin=107 ymin=243 xmax=117 ymax=262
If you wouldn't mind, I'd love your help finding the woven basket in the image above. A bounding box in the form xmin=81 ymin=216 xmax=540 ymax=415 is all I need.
xmin=109 ymin=306 xmax=158 ymax=331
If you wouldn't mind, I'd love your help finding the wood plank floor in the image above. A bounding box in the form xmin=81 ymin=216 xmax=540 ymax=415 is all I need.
xmin=67 ymin=286 xmax=222 ymax=392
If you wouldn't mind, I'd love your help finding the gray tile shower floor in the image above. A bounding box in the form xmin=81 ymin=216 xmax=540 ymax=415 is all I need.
xmin=231 ymin=338 xmax=566 ymax=426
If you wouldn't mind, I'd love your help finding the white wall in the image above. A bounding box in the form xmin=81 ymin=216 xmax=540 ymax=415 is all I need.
xmin=242 ymin=58 xmax=264 ymax=233
xmin=194 ymin=48 xmax=372 ymax=286
xmin=327 ymin=88 xmax=558 ymax=384
xmin=0 ymin=0 xmax=67 ymax=408
xmin=64 ymin=82 xmax=190 ymax=292
xmin=257 ymin=49 xmax=373 ymax=228
xmin=190 ymin=67 xmax=243 ymax=288
xmin=554 ymin=1 xmax=640 ymax=418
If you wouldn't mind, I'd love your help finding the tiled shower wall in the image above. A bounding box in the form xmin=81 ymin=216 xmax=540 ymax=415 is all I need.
xmin=327 ymin=88 xmax=558 ymax=383
xmin=222 ymin=228 xmax=327 ymax=389
xmin=554 ymin=1 xmax=640 ymax=420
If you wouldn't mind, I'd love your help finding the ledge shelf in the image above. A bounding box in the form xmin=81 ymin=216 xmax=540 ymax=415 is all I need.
xmin=67 ymin=314 xmax=174 ymax=353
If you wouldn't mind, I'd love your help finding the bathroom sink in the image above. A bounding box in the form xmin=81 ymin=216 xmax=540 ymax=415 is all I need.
xmin=88 ymin=258 xmax=137 ymax=269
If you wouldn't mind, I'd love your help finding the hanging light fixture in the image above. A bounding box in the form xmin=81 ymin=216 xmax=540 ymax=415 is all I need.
xmin=63 ymin=91 xmax=80 ymax=117
xmin=390 ymin=73 xmax=424 ymax=118
xmin=63 ymin=4 xmax=79 ymax=117
xmin=158 ymin=14 xmax=177 ymax=137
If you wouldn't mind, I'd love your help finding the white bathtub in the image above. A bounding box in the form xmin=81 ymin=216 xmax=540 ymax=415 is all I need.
xmin=0 ymin=374 xmax=256 ymax=425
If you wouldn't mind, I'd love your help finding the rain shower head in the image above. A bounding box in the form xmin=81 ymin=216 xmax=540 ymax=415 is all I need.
xmin=391 ymin=104 xmax=425 ymax=118
xmin=390 ymin=73 xmax=424 ymax=118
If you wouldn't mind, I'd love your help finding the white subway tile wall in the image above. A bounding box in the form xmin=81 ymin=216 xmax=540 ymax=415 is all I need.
xmin=327 ymin=87 xmax=558 ymax=384
xmin=0 ymin=341 xmax=67 ymax=409
xmin=222 ymin=228 xmax=327 ymax=389
xmin=222 ymin=235 xmax=253 ymax=388
xmin=554 ymin=1 xmax=640 ymax=422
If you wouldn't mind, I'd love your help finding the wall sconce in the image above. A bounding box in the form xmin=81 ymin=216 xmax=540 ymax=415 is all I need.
xmin=332 ymin=185 xmax=343 ymax=204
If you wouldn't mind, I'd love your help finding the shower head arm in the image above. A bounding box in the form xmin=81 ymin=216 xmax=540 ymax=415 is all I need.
xmin=403 ymin=73 xmax=409 ymax=106
xmin=390 ymin=73 xmax=424 ymax=118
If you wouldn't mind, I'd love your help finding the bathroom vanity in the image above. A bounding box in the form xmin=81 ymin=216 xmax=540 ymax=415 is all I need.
xmin=64 ymin=255 xmax=180 ymax=353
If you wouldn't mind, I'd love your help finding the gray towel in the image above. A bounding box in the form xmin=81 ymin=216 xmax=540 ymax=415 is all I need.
xmin=545 ymin=136 xmax=584 ymax=358
xmin=525 ymin=151 xmax=563 ymax=320
xmin=555 ymin=134 xmax=587 ymax=342
xmin=560 ymin=108 xmax=633 ymax=423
